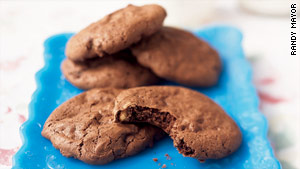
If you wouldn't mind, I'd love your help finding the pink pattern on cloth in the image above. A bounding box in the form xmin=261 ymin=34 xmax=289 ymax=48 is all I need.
xmin=258 ymin=78 xmax=275 ymax=85
xmin=5 ymin=107 xmax=12 ymax=114
xmin=0 ymin=148 xmax=17 ymax=166
xmin=18 ymin=114 xmax=26 ymax=124
xmin=0 ymin=56 xmax=26 ymax=71
xmin=256 ymin=77 xmax=285 ymax=104
xmin=258 ymin=91 xmax=285 ymax=104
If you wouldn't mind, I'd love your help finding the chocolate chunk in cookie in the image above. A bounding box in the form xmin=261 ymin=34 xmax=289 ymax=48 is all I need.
xmin=130 ymin=27 xmax=222 ymax=87
xmin=61 ymin=51 xmax=159 ymax=90
xmin=42 ymin=88 xmax=165 ymax=164
xmin=114 ymin=86 xmax=242 ymax=161
xmin=66 ymin=4 xmax=167 ymax=61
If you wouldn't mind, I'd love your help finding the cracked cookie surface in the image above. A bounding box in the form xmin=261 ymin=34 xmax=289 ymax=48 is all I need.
xmin=114 ymin=86 xmax=242 ymax=161
xmin=130 ymin=27 xmax=222 ymax=87
xmin=65 ymin=4 xmax=166 ymax=61
xmin=61 ymin=51 xmax=159 ymax=90
xmin=42 ymin=88 xmax=165 ymax=164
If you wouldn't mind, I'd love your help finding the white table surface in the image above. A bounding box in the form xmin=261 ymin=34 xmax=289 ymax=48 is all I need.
xmin=0 ymin=1 xmax=299 ymax=168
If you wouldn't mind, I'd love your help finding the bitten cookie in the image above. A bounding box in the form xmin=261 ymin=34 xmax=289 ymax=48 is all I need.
xmin=130 ymin=27 xmax=222 ymax=87
xmin=61 ymin=51 xmax=159 ymax=90
xmin=42 ymin=88 xmax=165 ymax=164
xmin=66 ymin=4 xmax=167 ymax=61
xmin=114 ymin=86 xmax=242 ymax=161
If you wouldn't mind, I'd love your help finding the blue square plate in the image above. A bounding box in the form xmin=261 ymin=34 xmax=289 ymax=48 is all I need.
xmin=13 ymin=26 xmax=280 ymax=169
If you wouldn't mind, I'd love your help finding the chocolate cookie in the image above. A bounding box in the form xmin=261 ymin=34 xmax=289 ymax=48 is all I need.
xmin=114 ymin=86 xmax=242 ymax=161
xmin=61 ymin=51 xmax=159 ymax=90
xmin=42 ymin=88 xmax=165 ymax=164
xmin=130 ymin=27 xmax=222 ymax=87
xmin=66 ymin=4 xmax=167 ymax=61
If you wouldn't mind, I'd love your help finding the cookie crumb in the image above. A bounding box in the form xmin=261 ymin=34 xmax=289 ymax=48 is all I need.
xmin=165 ymin=153 xmax=171 ymax=160
xmin=119 ymin=112 xmax=127 ymax=121
xmin=162 ymin=164 xmax=167 ymax=168
xmin=171 ymin=163 xmax=174 ymax=165
xmin=199 ymin=159 xmax=205 ymax=163
xmin=158 ymin=163 xmax=161 ymax=166
xmin=153 ymin=158 xmax=158 ymax=162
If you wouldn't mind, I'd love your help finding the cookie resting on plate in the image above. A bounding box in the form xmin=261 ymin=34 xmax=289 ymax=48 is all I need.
xmin=42 ymin=88 xmax=165 ymax=164
xmin=66 ymin=4 xmax=167 ymax=61
xmin=114 ymin=86 xmax=242 ymax=161
xmin=61 ymin=51 xmax=159 ymax=90
xmin=131 ymin=27 xmax=222 ymax=87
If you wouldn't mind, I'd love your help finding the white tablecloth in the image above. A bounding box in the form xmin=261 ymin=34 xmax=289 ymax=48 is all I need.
xmin=0 ymin=1 xmax=299 ymax=168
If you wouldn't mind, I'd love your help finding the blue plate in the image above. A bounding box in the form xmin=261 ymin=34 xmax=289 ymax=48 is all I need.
xmin=13 ymin=26 xmax=280 ymax=169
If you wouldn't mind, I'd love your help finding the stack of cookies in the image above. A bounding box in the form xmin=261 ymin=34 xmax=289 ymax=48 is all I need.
xmin=42 ymin=4 xmax=242 ymax=165
xmin=62 ymin=4 xmax=221 ymax=89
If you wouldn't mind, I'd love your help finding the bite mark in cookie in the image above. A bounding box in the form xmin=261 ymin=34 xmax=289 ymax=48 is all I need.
xmin=114 ymin=86 xmax=242 ymax=161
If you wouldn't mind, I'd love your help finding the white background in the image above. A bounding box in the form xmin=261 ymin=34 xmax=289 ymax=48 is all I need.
xmin=0 ymin=0 xmax=299 ymax=168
